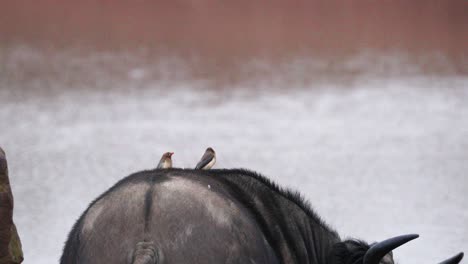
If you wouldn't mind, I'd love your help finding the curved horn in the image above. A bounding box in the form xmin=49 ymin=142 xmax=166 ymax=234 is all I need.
xmin=438 ymin=252 xmax=464 ymax=264
xmin=363 ymin=234 xmax=419 ymax=264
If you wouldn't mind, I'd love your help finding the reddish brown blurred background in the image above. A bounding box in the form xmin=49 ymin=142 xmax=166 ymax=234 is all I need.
xmin=1 ymin=0 xmax=467 ymax=75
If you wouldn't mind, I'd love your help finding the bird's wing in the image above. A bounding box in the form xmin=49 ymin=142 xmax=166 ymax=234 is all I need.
xmin=156 ymin=158 xmax=165 ymax=169
xmin=195 ymin=152 xmax=213 ymax=169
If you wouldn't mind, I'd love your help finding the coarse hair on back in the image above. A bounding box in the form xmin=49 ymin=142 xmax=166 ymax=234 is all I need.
xmin=203 ymin=168 xmax=338 ymax=233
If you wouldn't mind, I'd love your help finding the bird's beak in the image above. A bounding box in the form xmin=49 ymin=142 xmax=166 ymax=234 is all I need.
xmin=169 ymin=152 xmax=174 ymax=157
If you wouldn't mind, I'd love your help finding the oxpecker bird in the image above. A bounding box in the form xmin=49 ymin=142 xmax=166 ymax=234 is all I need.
xmin=157 ymin=152 xmax=173 ymax=169
xmin=195 ymin=147 xmax=216 ymax=169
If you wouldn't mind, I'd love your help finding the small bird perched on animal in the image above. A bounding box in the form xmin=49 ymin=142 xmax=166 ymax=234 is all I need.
xmin=195 ymin=147 xmax=216 ymax=170
xmin=157 ymin=152 xmax=173 ymax=169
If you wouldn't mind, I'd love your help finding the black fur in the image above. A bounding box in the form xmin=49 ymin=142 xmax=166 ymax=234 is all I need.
xmin=206 ymin=168 xmax=341 ymax=263
xmin=143 ymin=173 xmax=158 ymax=235
xmin=329 ymin=240 xmax=371 ymax=264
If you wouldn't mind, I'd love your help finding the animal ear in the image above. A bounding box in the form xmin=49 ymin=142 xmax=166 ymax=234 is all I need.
xmin=329 ymin=240 xmax=370 ymax=264
xmin=380 ymin=252 xmax=394 ymax=264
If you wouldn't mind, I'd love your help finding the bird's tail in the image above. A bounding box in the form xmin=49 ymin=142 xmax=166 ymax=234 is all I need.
xmin=130 ymin=241 xmax=159 ymax=264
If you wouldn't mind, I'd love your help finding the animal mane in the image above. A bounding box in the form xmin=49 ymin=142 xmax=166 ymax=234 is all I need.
xmin=206 ymin=168 xmax=338 ymax=234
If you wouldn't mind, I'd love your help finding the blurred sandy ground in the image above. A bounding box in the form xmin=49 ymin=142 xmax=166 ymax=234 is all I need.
xmin=0 ymin=1 xmax=468 ymax=263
